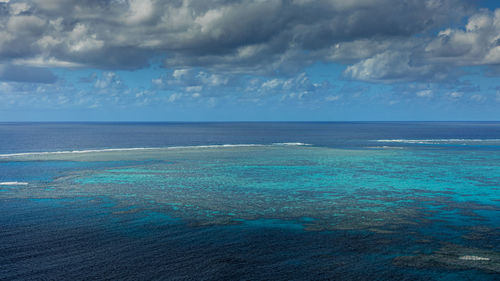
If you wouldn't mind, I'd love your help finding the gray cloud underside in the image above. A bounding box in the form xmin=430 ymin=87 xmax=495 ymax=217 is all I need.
xmin=0 ymin=0 xmax=499 ymax=83
xmin=0 ymin=63 xmax=57 ymax=83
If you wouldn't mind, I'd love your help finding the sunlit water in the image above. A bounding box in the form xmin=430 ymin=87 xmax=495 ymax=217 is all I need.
xmin=0 ymin=123 xmax=499 ymax=280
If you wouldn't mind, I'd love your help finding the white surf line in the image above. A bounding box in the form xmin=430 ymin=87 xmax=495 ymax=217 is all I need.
xmin=166 ymin=144 xmax=265 ymax=149
xmin=0 ymin=143 xmax=312 ymax=158
xmin=375 ymin=139 xmax=500 ymax=143
xmin=0 ymin=147 xmax=158 ymax=157
xmin=272 ymin=142 xmax=312 ymax=146
xmin=459 ymin=255 xmax=490 ymax=261
xmin=0 ymin=182 xmax=29 ymax=186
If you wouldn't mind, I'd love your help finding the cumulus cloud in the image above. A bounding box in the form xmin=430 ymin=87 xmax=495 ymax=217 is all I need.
xmin=345 ymin=51 xmax=439 ymax=82
xmin=150 ymin=68 xmax=334 ymax=105
xmin=252 ymin=72 xmax=334 ymax=102
xmin=0 ymin=81 xmax=83 ymax=109
xmin=1 ymin=0 xmax=500 ymax=113
xmin=470 ymin=94 xmax=486 ymax=102
xmin=325 ymin=95 xmax=341 ymax=102
xmin=425 ymin=9 xmax=500 ymax=65
xmin=154 ymin=69 xmax=233 ymax=90
xmin=93 ymin=72 xmax=123 ymax=89
xmin=0 ymin=0 xmax=471 ymax=75
xmin=448 ymin=91 xmax=463 ymax=99
xmin=168 ymin=93 xmax=183 ymax=103
xmin=343 ymin=8 xmax=500 ymax=82
xmin=416 ymin=90 xmax=433 ymax=98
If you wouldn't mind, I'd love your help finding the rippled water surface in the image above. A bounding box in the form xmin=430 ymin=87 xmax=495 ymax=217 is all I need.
xmin=0 ymin=122 xmax=499 ymax=280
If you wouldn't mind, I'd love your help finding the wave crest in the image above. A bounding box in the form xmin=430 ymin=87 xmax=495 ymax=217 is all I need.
xmin=0 ymin=143 xmax=312 ymax=158
xmin=0 ymin=182 xmax=29 ymax=186
xmin=375 ymin=139 xmax=500 ymax=144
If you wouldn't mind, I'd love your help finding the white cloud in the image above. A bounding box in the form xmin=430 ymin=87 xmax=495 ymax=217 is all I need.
xmin=3 ymin=0 xmax=500 ymax=112
xmin=186 ymin=86 xmax=202 ymax=92
xmin=94 ymin=72 xmax=123 ymax=89
xmin=416 ymin=90 xmax=433 ymax=97
xmin=325 ymin=95 xmax=341 ymax=101
xmin=0 ymin=82 xmax=13 ymax=92
xmin=13 ymin=57 xmax=83 ymax=68
xmin=425 ymin=9 xmax=500 ymax=65
xmin=448 ymin=91 xmax=463 ymax=99
xmin=197 ymin=72 xmax=228 ymax=86
xmin=67 ymin=24 xmax=104 ymax=53
xmin=126 ymin=0 xmax=154 ymax=25
xmin=9 ymin=2 xmax=30 ymax=15
xmin=470 ymin=94 xmax=486 ymax=102
xmin=7 ymin=15 xmax=46 ymax=34
xmin=172 ymin=69 xmax=190 ymax=80
xmin=342 ymin=8 xmax=500 ymax=83
xmin=151 ymin=78 xmax=163 ymax=87
xmin=345 ymin=51 xmax=435 ymax=82
xmin=0 ymin=0 xmax=471 ymax=75
xmin=262 ymin=79 xmax=282 ymax=89
xmin=168 ymin=93 xmax=182 ymax=102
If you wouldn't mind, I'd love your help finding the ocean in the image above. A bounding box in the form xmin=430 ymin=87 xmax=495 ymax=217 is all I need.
xmin=0 ymin=122 xmax=499 ymax=280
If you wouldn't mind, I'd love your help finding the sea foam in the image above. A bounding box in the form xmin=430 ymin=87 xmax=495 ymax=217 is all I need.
xmin=375 ymin=139 xmax=500 ymax=144
xmin=0 ymin=182 xmax=29 ymax=186
xmin=0 ymin=143 xmax=312 ymax=158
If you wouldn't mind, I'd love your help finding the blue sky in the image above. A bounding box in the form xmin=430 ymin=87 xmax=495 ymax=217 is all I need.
xmin=0 ymin=0 xmax=500 ymax=121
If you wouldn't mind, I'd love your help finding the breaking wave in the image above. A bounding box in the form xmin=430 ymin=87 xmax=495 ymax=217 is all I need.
xmin=0 ymin=143 xmax=312 ymax=158
xmin=375 ymin=139 xmax=500 ymax=145
xmin=0 ymin=182 xmax=29 ymax=186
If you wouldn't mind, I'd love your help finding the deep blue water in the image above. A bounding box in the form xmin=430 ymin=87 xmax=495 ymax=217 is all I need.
xmin=1 ymin=121 xmax=500 ymax=154
xmin=0 ymin=122 xmax=499 ymax=280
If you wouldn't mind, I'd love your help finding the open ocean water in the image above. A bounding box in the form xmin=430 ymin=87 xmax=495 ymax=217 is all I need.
xmin=0 ymin=122 xmax=499 ymax=280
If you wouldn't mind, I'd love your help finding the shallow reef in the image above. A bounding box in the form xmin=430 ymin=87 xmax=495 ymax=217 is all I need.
xmin=1 ymin=145 xmax=499 ymax=274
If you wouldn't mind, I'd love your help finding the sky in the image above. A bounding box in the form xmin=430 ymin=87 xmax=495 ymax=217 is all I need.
xmin=0 ymin=0 xmax=500 ymax=121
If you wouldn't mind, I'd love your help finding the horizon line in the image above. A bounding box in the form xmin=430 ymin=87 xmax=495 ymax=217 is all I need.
xmin=1 ymin=120 xmax=500 ymax=123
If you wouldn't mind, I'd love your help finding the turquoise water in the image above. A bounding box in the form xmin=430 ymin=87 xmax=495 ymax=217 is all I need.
xmin=1 ymin=122 xmax=500 ymax=280
xmin=1 ymin=144 xmax=499 ymax=279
